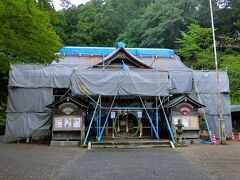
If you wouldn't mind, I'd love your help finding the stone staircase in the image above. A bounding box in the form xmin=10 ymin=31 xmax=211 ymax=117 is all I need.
xmin=90 ymin=139 xmax=174 ymax=149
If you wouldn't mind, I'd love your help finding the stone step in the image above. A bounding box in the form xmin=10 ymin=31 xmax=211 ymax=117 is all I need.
xmin=90 ymin=139 xmax=172 ymax=149
xmin=91 ymin=144 xmax=171 ymax=149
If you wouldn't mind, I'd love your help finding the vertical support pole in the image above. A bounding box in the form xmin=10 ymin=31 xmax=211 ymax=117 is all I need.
xmin=105 ymin=121 xmax=109 ymax=138
xmin=112 ymin=118 xmax=115 ymax=138
xmin=150 ymin=125 xmax=153 ymax=138
xmin=126 ymin=112 xmax=129 ymax=133
xmin=156 ymin=97 xmax=159 ymax=136
xmin=81 ymin=116 xmax=85 ymax=144
xmin=209 ymin=0 xmax=226 ymax=144
xmin=139 ymin=119 xmax=143 ymax=138
xmin=96 ymin=116 xmax=99 ymax=139
xmin=98 ymin=95 xmax=102 ymax=139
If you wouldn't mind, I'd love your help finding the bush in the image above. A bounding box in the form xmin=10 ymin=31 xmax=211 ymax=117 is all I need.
xmin=0 ymin=102 xmax=6 ymax=135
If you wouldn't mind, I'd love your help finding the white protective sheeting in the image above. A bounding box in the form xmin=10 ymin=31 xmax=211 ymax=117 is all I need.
xmin=71 ymin=69 xmax=169 ymax=96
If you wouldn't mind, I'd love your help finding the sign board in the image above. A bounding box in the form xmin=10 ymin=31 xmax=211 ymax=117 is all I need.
xmin=53 ymin=116 xmax=83 ymax=130
xmin=172 ymin=116 xmax=189 ymax=127
xmin=111 ymin=112 xmax=116 ymax=118
xmin=181 ymin=117 xmax=190 ymax=127
xmin=64 ymin=118 xmax=72 ymax=128
xmin=55 ymin=118 xmax=62 ymax=128
xmin=173 ymin=116 xmax=199 ymax=128
xmin=137 ymin=111 xmax=142 ymax=118
xmin=73 ymin=117 xmax=81 ymax=128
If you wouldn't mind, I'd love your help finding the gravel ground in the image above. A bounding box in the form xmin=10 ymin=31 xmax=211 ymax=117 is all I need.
xmin=56 ymin=148 xmax=210 ymax=180
xmin=0 ymin=143 xmax=85 ymax=180
xmin=176 ymin=141 xmax=240 ymax=180
xmin=0 ymin=141 xmax=240 ymax=180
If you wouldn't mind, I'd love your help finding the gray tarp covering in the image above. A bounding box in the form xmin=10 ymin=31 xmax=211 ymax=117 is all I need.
xmin=205 ymin=114 xmax=232 ymax=138
xmin=71 ymin=69 xmax=169 ymax=96
xmin=7 ymin=88 xmax=53 ymax=112
xmin=5 ymin=63 xmax=233 ymax=141
xmin=198 ymin=93 xmax=231 ymax=115
xmin=169 ymin=71 xmax=193 ymax=93
xmin=191 ymin=71 xmax=232 ymax=138
xmin=9 ymin=64 xmax=77 ymax=88
xmin=5 ymin=112 xmax=51 ymax=141
xmin=193 ymin=71 xmax=229 ymax=93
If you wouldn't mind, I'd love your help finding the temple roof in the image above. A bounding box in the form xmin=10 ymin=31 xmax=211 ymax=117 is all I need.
xmin=92 ymin=47 xmax=153 ymax=69
xmin=164 ymin=95 xmax=205 ymax=109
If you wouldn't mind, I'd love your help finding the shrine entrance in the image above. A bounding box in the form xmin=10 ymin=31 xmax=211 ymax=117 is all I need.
xmin=114 ymin=112 xmax=140 ymax=138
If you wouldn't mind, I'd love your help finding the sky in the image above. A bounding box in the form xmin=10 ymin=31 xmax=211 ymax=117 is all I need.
xmin=53 ymin=0 xmax=90 ymax=10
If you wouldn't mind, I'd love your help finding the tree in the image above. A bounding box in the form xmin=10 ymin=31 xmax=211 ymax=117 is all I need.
xmin=176 ymin=24 xmax=214 ymax=69
xmin=0 ymin=0 xmax=62 ymax=68
xmin=56 ymin=0 xmax=153 ymax=46
xmin=0 ymin=0 xmax=62 ymax=127
xmin=119 ymin=0 xmax=199 ymax=48
xmin=220 ymin=54 xmax=240 ymax=104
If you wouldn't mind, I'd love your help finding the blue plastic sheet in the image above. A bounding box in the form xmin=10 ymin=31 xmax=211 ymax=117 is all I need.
xmin=60 ymin=46 xmax=176 ymax=57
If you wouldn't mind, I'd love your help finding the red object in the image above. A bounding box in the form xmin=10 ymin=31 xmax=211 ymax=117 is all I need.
xmin=212 ymin=132 xmax=217 ymax=145
xmin=176 ymin=103 xmax=194 ymax=115
xmin=231 ymin=132 xmax=235 ymax=141
xmin=238 ymin=133 xmax=240 ymax=142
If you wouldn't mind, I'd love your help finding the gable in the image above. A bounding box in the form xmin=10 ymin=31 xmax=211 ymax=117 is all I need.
xmin=92 ymin=47 xmax=152 ymax=69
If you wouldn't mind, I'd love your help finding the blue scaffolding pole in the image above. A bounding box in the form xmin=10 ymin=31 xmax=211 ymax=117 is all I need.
xmin=98 ymin=96 xmax=116 ymax=141
xmin=158 ymin=96 xmax=175 ymax=144
xmin=139 ymin=95 xmax=159 ymax=139
xmin=83 ymin=96 xmax=100 ymax=145
xmin=156 ymin=97 xmax=159 ymax=135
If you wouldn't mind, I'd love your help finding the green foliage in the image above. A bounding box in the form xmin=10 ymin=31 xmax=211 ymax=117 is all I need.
xmin=0 ymin=0 xmax=63 ymax=124
xmin=220 ymin=54 xmax=240 ymax=104
xmin=56 ymin=0 xmax=153 ymax=46
xmin=176 ymin=23 xmax=240 ymax=104
xmin=0 ymin=0 xmax=62 ymax=68
xmin=176 ymin=24 xmax=215 ymax=69
xmin=119 ymin=0 xmax=199 ymax=48
xmin=0 ymin=102 xmax=6 ymax=126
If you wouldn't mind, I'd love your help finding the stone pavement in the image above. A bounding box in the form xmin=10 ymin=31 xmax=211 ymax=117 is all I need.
xmin=176 ymin=142 xmax=240 ymax=180
xmin=0 ymin=142 xmax=240 ymax=180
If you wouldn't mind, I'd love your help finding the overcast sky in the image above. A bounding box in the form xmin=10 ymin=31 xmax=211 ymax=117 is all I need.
xmin=53 ymin=0 xmax=90 ymax=10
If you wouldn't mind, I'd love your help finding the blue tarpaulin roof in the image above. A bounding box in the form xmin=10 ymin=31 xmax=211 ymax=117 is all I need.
xmin=60 ymin=46 xmax=176 ymax=57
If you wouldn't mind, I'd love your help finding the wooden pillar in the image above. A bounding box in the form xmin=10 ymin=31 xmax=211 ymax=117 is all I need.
xmin=81 ymin=117 xmax=85 ymax=144
xmin=126 ymin=112 xmax=129 ymax=133
xmin=105 ymin=122 xmax=109 ymax=138
xmin=139 ymin=119 xmax=143 ymax=138
xmin=112 ymin=118 xmax=115 ymax=138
